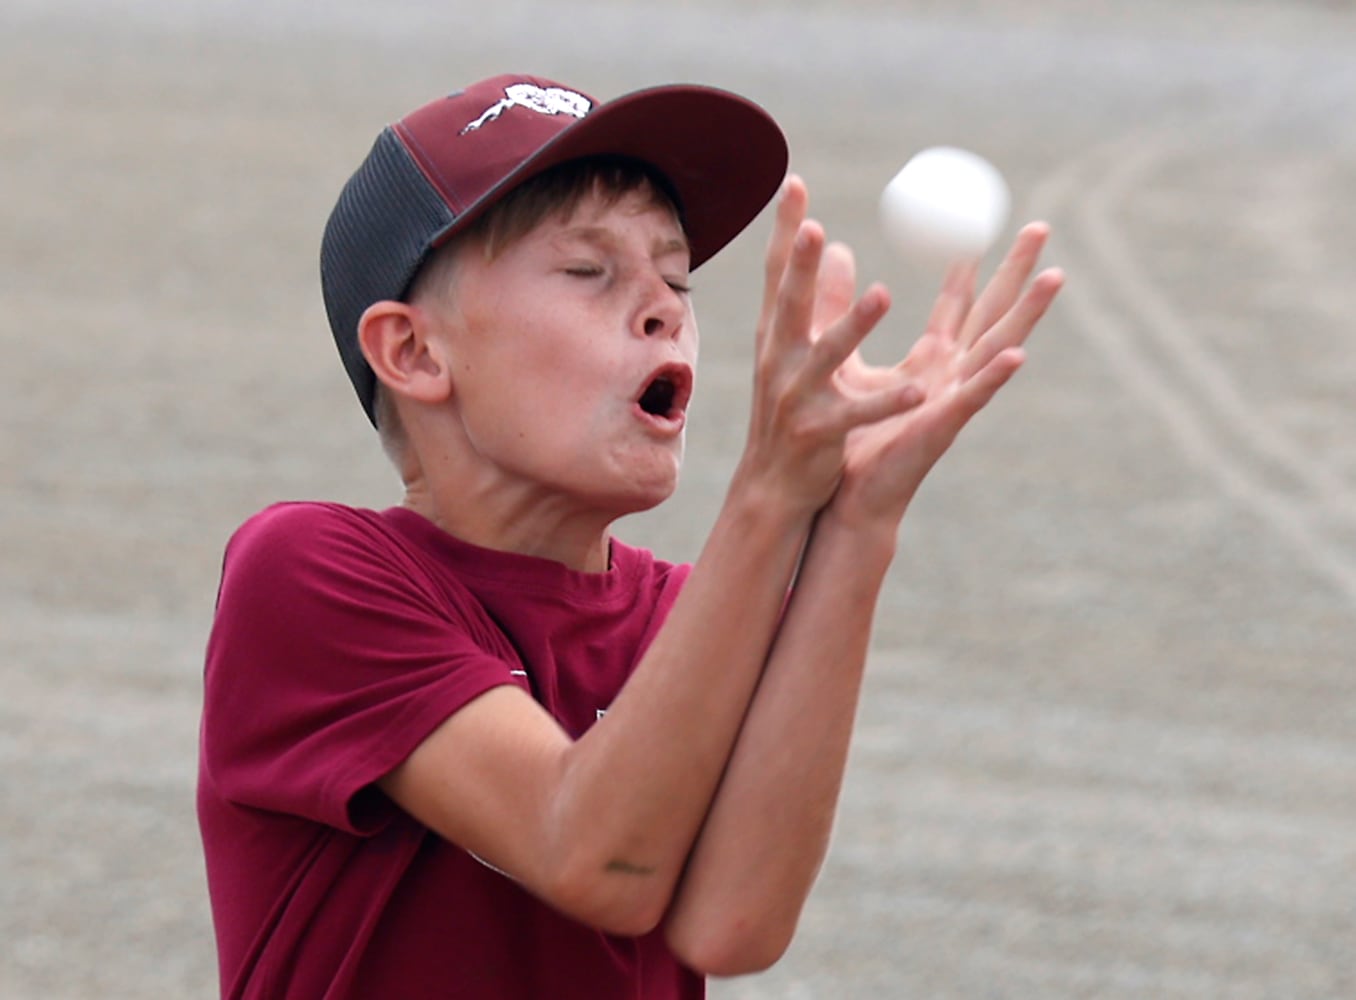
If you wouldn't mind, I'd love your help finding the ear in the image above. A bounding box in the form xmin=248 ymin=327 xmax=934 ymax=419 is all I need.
xmin=357 ymin=300 xmax=453 ymax=407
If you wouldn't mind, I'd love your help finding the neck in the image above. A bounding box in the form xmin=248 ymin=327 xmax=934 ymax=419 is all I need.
xmin=400 ymin=473 xmax=615 ymax=574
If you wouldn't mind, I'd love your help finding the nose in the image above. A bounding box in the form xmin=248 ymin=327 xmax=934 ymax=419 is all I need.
xmin=635 ymin=272 xmax=687 ymax=340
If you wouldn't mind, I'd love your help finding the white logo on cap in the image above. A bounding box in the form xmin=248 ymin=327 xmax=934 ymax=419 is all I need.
xmin=461 ymin=83 xmax=592 ymax=135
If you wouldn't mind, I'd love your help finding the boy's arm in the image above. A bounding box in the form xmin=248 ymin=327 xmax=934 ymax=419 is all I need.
xmin=660 ymin=506 xmax=893 ymax=974
xmin=662 ymin=227 xmax=1065 ymax=973
xmin=381 ymin=481 xmax=806 ymax=934
xmin=377 ymin=177 xmax=923 ymax=941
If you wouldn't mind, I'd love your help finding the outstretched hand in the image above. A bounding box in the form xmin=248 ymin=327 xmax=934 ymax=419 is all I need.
xmin=823 ymin=222 xmax=1065 ymax=527
xmin=738 ymin=173 xmax=1062 ymax=528
xmin=738 ymin=176 xmax=926 ymax=517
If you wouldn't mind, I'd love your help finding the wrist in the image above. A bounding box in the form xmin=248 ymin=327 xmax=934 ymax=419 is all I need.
xmin=725 ymin=456 xmax=829 ymax=530
xmin=812 ymin=501 xmax=899 ymax=572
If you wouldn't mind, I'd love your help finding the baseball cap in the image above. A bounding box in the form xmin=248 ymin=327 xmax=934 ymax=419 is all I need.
xmin=320 ymin=73 xmax=790 ymax=425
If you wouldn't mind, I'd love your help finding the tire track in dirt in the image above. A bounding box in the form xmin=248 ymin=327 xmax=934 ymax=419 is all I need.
xmin=1028 ymin=124 xmax=1356 ymax=607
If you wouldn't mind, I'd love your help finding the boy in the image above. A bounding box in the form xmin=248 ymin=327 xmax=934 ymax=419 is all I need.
xmin=198 ymin=74 xmax=1063 ymax=999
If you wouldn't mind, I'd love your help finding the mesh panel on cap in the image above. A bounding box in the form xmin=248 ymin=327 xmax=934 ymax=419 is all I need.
xmin=320 ymin=129 xmax=457 ymax=423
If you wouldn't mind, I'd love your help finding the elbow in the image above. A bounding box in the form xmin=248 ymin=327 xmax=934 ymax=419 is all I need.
xmin=545 ymin=860 xmax=674 ymax=939
xmin=584 ymin=897 xmax=670 ymax=940
xmin=665 ymin=911 xmax=796 ymax=977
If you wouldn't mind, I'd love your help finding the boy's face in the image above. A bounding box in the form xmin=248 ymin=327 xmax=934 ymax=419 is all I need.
xmin=426 ymin=184 xmax=699 ymax=517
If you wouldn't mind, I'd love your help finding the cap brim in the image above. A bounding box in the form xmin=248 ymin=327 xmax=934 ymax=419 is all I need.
xmin=431 ymin=84 xmax=789 ymax=270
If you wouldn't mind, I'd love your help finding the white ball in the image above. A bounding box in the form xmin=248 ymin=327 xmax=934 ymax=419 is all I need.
xmin=879 ymin=147 xmax=1011 ymax=264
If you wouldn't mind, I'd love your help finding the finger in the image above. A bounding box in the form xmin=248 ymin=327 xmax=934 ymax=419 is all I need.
xmin=768 ymin=220 xmax=827 ymax=350
xmin=959 ymin=267 xmax=1064 ymax=382
xmin=958 ymin=222 xmax=1050 ymax=348
xmin=811 ymin=241 xmax=857 ymax=337
xmin=898 ymin=328 xmax=946 ymax=378
xmin=954 ymin=346 xmax=1027 ymax=418
xmin=805 ymin=281 xmax=891 ymax=381
xmin=830 ymin=377 xmax=926 ymax=435
xmin=923 ymin=260 xmax=977 ymax=344
xmin=759 ymin=175 xmax=809 ymax=337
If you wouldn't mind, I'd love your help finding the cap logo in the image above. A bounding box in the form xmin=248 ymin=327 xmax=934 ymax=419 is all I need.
xmin=460 ymin=83 xmax=592 ymax=135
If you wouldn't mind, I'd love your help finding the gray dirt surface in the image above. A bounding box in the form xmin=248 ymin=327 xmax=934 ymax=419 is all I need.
xmin=2 ymin=1 xmax=1353 ymax=997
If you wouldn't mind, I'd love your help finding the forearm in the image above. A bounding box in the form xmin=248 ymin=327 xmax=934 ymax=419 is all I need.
xmin=663 ymin=509 xmax=897 ymax=972
xmin=546 ymin=468 xmax=816 ymax=928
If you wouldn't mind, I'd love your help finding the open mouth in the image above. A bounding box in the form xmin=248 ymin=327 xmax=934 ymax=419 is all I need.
xmin=636 ymin=364 xmax=692 ymax=421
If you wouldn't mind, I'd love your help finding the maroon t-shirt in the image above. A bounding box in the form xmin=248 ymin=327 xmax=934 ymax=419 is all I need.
xmin=198 ymin=502 xmax=698 ymax=999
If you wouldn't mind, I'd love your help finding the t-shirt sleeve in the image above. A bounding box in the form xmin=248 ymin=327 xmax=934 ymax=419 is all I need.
xmin=200 ymin=503 xmax=520 ymax=836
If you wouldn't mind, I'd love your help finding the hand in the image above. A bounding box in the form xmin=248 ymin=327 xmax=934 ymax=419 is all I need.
xmin=825 ymin=223 xmax=1065 ymax=527
xmin=737 ymin=176 xmax=926 ymax=516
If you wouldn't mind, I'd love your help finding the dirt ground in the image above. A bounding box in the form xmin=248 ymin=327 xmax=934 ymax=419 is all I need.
xmin=2 ymin=1 xmax=1353 ymax=997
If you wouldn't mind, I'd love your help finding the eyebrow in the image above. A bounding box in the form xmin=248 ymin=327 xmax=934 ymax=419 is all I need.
xmin=554 ymin=225 xmax=691 ymax=261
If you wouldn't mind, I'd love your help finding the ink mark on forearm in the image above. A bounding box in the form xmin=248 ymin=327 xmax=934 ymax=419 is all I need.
xmin=605 ymin=859 xmax=656 ymax=876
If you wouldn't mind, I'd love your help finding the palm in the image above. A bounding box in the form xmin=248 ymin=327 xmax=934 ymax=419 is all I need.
xmin=812 ymin=228 xmax=1063 ymax=522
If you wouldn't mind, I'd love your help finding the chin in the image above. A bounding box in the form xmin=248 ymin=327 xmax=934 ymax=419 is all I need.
xmin=601 ymin=468 xmax=681 ymax=517
xmin=581 ymin=446 xmax=683 ymax=515
xmin=615 ymin=478 xmax=680 ymax=516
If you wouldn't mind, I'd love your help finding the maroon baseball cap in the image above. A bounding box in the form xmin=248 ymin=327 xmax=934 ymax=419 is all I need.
xmin=320 ymin=73 xmax=789 ymax=425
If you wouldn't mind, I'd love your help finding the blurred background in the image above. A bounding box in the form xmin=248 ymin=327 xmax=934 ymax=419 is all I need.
xmin=2 ymin=1 xmax=1352 ymax=996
